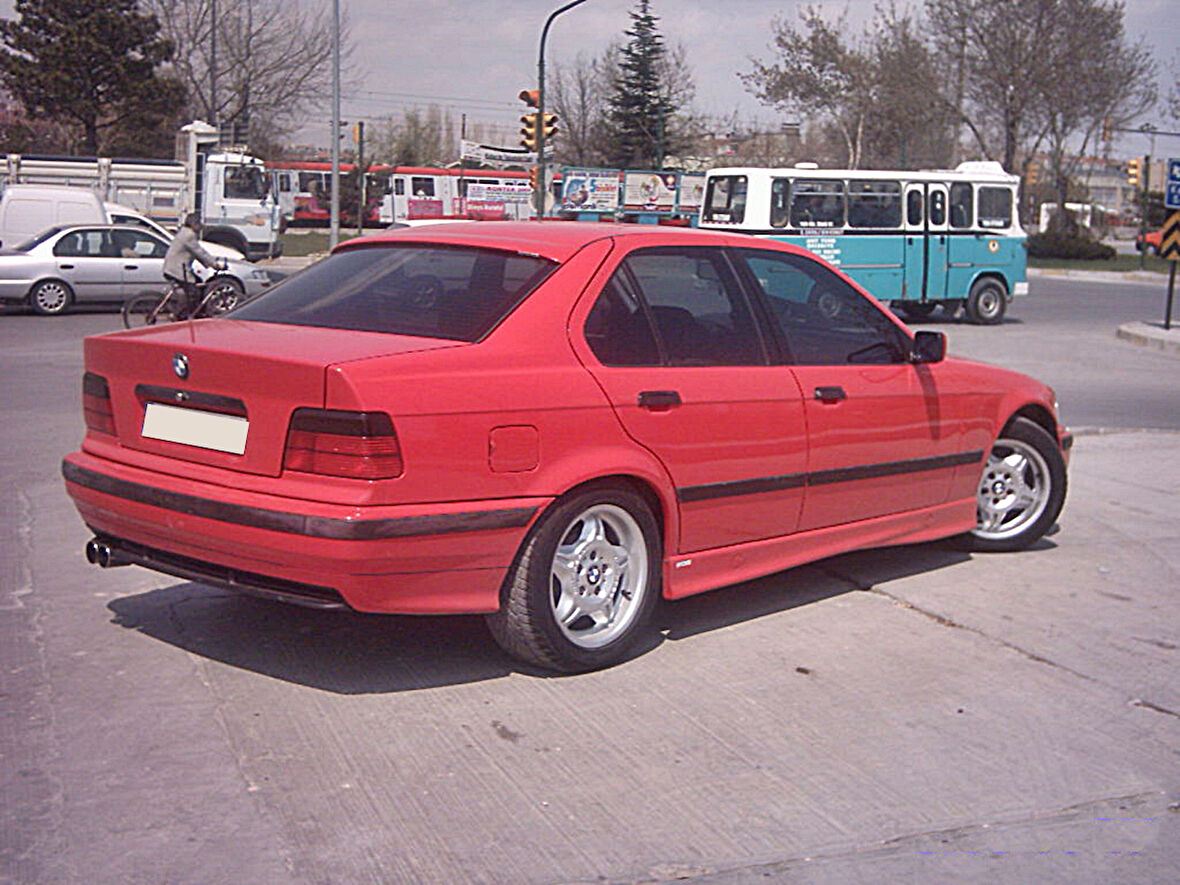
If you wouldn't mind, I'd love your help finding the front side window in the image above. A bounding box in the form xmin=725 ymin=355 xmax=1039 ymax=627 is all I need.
xmin=978 ymin=187 xmax=1014 ymax=228
xmin=702 ymin=175 xmax=746 ymax=224
xmin=112 ymin=229 xmax=167 ymax=258
xmin=585 ymin=247 xmax=765 ymax=366
xmin=790 ymin=179 xmax=845 ymax=228
xmin=230 ymin=244 xmax=556 ymax=342
xmin=847 ymin=180 xmax=901 ymax=228
xmin=950 ymin=183 xmax=974 ymax=228
xmin=736 ymin=248 xmax=907 ymax=366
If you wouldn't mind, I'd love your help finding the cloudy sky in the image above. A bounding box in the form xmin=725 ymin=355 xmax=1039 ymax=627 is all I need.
xmin=3 ymin=0 xmax=1177 ymax=154
xmin=328 ymin=0 xmax=1179 ymax=154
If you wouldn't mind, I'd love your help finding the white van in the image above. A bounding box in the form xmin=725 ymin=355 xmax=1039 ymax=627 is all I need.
xmin=0 ymin=185 xmax=106 ymax=248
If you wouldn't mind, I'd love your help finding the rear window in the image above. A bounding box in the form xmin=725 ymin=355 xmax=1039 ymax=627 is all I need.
xmin=229 ymin=244 xmax=556 ymax=341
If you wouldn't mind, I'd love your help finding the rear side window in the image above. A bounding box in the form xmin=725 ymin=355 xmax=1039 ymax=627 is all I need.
xmin=585 ymin=247 xmax=766 ymax=366
xmin=230 ymin=244 xmax=556 ymax=341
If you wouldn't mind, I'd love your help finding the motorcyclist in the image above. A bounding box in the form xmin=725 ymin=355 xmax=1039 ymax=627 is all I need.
xmin=163 ymin=212 xmax=228 ymax=318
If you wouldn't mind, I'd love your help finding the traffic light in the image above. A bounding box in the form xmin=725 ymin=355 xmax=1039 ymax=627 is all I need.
xmin=519 ymin=88 xmax=540 ymax=108
xmin=541 ymin=112 xmax=558 ymax=140
xmin=1102 ymin=117 xmax=1112 ymax=142
xmin=1126 ymin=156 xmax=1142 ymax=188
xmin=528 ymin=165 xmax=539 ymax=191
xmin=1026 ymin=162 xmax=1039 ymax=186
xmin=520 ymin=112 xmax=541 ymax=151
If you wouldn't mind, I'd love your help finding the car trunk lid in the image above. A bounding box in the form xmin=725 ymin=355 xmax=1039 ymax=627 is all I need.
xmin=85 ymin=319 xmax=463 ymax=477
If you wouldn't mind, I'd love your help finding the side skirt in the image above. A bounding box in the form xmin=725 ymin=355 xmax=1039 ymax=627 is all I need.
xmin=661 ymin=497 xmax=976 ymax=600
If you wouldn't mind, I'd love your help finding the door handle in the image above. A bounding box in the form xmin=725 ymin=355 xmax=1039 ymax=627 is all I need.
xmin=58 ymin=264 xmax=74 ymax=270
xmin=814 ymin=386 xmax=846 ymax=403
xmin=124 ymin=265 xmax=139 ymax=270
xmin=638 ymin=390 xmax=682 ymax=410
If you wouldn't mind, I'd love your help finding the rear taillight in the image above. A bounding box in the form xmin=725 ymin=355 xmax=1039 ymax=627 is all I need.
xmin=283 ymin=409 xmax=403 ymax=479
xmin=83 ymin=372 xmax=116 ymax=435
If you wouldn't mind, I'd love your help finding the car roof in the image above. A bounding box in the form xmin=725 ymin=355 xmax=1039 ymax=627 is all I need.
xmin=334 ymin=221 xmax=778 ymax=263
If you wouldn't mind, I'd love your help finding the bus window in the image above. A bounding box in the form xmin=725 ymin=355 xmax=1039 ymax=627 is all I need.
xmin=394 ymin=179 xmax=405 ymax=196
xmin=847 ymin=181 xmax=901 ymax=228
xmin=906 ymin=190 xmax=923 ymax=226
xmin=790 ymin=179 xmax=844 ymax=228
xmin=771 ymin=179 xmax=790 ymax=228
xmin=928 ymin=189 xmax=947 ymax=226
xmin=978 ymin=187 xmax=1013 ymax=228
xmin=411 ymin=177 xmax=435 ymax=197
xmin=950 ymin=183 xmax=973 ymax=228
xmin=702 ymin=175 xmax=746 ymax=224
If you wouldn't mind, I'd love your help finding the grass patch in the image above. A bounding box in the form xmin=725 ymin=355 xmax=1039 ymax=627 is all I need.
xmin=1030 ymin=254 xmax=1172 ymax=273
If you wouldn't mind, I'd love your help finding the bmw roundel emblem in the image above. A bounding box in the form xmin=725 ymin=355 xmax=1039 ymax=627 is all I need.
xmin=172 ymin=353 xmax=190 ymax=380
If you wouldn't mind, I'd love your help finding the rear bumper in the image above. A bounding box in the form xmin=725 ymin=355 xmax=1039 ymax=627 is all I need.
xmin=63 ymin=452 xmax=547 ymax=614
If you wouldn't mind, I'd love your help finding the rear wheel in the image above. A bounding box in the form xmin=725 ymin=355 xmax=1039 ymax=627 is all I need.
xmin=486 ymin=484 xmax=661 ymax=672
xmin=965 ymin=277 xmax=1007 ymax=325
xmin=29 ymin=279 xmax=73 ymax=316
xmin=969 ymin=417 xmax=1066 ymax=552
xmin=122 ymin=293 xmax=177 ymax=328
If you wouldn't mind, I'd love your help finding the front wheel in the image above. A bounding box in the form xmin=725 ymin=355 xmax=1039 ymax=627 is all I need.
xmin=122 ymin=293 xmax=177 ymax=328
xmin=486 ymin=485 xmax=661 ymax=672
xmin=201 ymin=277 xmax=244 ymax=315
xmin=969 ymin=417 xmax=1066 ymax=552
xmin=966 ymin=278 xmax=1007 ymax=325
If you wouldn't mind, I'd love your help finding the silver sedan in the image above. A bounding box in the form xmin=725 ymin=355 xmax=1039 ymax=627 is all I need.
xmin=0 ymin=224 xmax=279 ymax=315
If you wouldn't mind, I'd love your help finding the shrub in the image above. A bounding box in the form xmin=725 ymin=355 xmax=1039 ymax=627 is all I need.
xmin=1026 ymin=232 xmax=1116 ymax=260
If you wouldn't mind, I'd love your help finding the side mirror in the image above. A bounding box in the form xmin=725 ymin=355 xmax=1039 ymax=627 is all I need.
xmin=910 ymin=330 xmax=946 ymax=364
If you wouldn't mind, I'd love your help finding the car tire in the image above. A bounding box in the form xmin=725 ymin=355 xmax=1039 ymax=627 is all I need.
xmin=486 ymin=484 xmax=661 ymax=672
xmin=968 ymin=417 xmax=1067 ymax=552
xmin=965 ymin=277 xmax=1007 ymax=325
xmin=203 ymin=277 xmax=245 ymax=315
xmin=29 ymin=279 xmax=74 ymax=316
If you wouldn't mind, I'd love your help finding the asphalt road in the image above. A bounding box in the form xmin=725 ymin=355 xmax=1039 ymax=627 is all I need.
xmin=2 ymin=277 xmax=1178 ymax=884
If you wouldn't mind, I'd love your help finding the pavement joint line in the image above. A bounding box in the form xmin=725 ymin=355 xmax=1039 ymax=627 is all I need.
xmin=614 ymin=790 xmax=1172 ymax=882
xmin=829 ymin=573 xmax=1180 ymax=723
xmin=838 ymin=577 xmax=1100 ymax=686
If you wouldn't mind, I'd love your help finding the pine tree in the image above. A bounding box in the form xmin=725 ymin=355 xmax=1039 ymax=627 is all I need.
xmin=604 ymin=0 xmax=681 ymax=169
xmin=0 ymin=0 xmax=185 ymax=155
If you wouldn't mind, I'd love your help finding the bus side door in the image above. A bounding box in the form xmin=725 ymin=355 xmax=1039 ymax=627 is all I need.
xmin=903 ymin=183 xmax=949 ymax=301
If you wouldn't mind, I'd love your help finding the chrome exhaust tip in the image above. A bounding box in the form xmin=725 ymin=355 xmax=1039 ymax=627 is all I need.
xmin=85 ymin=537 xmax=131 ymax=568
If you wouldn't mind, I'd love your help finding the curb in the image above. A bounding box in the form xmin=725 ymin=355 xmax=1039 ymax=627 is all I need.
xmin=1116 ymin=321 xmax=1180 ymax=355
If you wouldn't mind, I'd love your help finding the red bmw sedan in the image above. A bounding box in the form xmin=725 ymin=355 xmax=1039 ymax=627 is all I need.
xmin=63 ymin=222 xmax=1070 ymax=672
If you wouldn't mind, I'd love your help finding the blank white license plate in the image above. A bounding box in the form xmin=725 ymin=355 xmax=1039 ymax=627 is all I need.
xmin=142 ymin=403 xmax=248 ymax=454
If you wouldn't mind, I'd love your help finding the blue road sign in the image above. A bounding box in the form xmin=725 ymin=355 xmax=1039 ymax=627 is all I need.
xmin=1167 ymin=157 xmax=1180 ymax=210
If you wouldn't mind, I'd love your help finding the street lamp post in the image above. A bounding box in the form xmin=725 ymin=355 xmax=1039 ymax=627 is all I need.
xmin=330 ymin=0 xmax=341 ymax=248
xmin=535 ymin=0 xmax=589 ymax=218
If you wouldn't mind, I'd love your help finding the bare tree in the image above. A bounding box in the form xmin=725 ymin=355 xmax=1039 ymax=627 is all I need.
xmin=1032 ymin=0 xmax=1155 ymax=230
xmin=548 ymin=50 xmax=613 ymax=167
xmin=144 ymin=0 xmax=341 ymax=148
